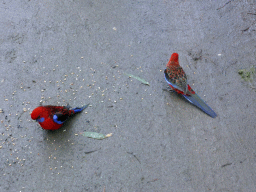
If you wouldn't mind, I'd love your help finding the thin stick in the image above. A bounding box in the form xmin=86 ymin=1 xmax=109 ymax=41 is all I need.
xmin=216 ymin=0 xmax=232 ymax=10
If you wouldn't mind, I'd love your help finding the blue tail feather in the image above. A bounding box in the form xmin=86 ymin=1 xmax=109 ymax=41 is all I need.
xmin=183 ymin=94 xmax=217 ymax=118
xmin=72 ymin=104 xmax=90 ymax=113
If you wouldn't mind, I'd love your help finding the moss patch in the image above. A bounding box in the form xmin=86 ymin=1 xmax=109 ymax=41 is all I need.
xmin=238 ymin=66 xmax=255 ymax=81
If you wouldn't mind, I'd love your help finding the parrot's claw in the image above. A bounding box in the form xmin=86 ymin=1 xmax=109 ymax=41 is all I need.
xmin=162 ymin=87 xmax=175 ymax=93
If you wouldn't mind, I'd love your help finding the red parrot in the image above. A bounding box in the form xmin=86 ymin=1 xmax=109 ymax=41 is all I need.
xmin=31 ymin=104 xmax=89 ymax=130
xmin=164 ymin=53 xmax=217 ymax=118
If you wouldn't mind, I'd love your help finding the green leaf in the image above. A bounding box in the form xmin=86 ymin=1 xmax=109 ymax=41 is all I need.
xmin=81 ymin=132 xmax=113 ymax=140
xmin=124 ymin=73 xmax=150 ymax=85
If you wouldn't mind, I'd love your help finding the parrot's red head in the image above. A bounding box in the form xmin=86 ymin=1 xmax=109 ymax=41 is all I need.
xmin=170 ymin=53 xmax=179 ymax=62
xmin=167 ymin=53 xmax=179 ymax=67
xmin=31 ymin=106 xmax=46 ymax=123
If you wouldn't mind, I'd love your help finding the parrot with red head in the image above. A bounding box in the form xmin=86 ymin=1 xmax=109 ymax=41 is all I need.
xmin=164 ymin=53 xmax=217 ymax=118
xmin=31 ymin=104 xmax=89 ymax=130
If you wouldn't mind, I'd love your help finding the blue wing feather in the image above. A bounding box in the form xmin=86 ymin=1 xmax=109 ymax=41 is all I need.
xmin=53 ymin=114 xmax=66 ymax=124
xmin=52 ymin=104 xmax=90 ymax=124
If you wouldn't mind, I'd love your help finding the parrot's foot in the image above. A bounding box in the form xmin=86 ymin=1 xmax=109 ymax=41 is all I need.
xmin=162 ymin=87 xmax=175 ymax=93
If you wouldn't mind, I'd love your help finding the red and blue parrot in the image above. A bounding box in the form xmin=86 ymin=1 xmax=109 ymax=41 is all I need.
xmin=31 ymin=104 xmax=89 ymax=130
xmin=164 ymin=53 xmax=217 ymax=118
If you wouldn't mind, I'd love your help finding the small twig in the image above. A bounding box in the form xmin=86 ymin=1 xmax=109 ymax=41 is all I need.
xmin=147 ymin=178 xmax=158 ymax=183
xmin=202 ymin=56 xmax=217 ymax=66
xmin=18 ymin=111 xmax=25 ymax=120
xmin=127 ymin=152 xmax=141 ymax=164
xmin=84 ymin=148 xmax=100 ymax=154
xmin=247 ymin=13 xmax=256 ymax=15
xmin=221 ymin=162 xmax=232 ymax=168
xmin=216 ymin=0 xmax=232 ymax=10
xmin=242 ymin=20 xmax=256 ymax=32
xmin=242 ymin=27 xmax=250 ymax=32
xmin=240 ymin=158 xmax=247 ymax=164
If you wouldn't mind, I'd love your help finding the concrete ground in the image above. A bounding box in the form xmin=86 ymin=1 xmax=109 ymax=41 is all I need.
xmin=1 ymin=0 xmax=256 ymax=191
